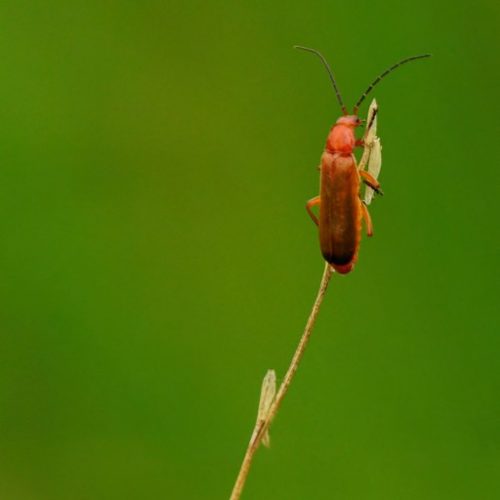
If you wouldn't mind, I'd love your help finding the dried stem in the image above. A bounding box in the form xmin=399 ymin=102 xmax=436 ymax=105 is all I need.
xmin=230 ymin=262 xmax=334 ymax=500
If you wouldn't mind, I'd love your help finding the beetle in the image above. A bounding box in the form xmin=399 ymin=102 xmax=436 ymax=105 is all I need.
xmin=296 ymin=46 xmax=430 ymax=273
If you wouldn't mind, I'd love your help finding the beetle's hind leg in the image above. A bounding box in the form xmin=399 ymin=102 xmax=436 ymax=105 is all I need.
xmin=360 ymin=201 xmax=373 ymax=237
xmin=306 ymin=196 xmax=320 ymax=226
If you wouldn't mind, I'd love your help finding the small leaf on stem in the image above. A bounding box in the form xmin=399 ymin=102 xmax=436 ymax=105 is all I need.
xmin=257 ymin=369 xmax=276 ymax=447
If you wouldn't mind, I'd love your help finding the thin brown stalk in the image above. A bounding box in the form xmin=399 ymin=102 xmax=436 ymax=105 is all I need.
xmin=230 ymin=262 xmax=334 ymax=500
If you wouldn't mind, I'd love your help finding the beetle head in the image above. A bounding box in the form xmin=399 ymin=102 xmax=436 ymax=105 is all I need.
xmin=336 ymin=115 xmax=362 ymax=128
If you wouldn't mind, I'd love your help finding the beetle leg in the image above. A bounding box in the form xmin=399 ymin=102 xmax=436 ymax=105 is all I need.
xmin=365 ymin=106 xmax=378 ymax=134
xmin=355 ymin=139 xmax=364 ymax=148
xmin=359 ymin=170 xmax=384 ymax=195
xmin=306 ymin=196 xmax=320 ymax=226
xmin=360 ymin=201 xmax=373 ymax=237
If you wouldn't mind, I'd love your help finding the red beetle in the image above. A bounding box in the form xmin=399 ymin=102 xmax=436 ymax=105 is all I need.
xmin=297 ymin=46 xmax=430 ymax=273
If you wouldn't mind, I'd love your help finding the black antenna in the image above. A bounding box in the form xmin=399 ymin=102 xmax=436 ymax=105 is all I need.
xmin=353 ymin=54 xmax=431 ymax=114
xmin=294 ymin=45 xmax=347 ymax=115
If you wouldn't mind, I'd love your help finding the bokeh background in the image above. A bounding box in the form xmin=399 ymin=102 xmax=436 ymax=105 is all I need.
xmin=0 ymin=1 xmax=498 ymax=499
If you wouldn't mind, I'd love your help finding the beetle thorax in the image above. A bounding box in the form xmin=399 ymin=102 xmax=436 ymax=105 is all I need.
xmin=326 ymin=115 xmax=360 ymax=154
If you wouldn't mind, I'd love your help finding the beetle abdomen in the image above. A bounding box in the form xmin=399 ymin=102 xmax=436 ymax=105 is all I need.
xmin=319 ymin=152 xmax=361 ymax=273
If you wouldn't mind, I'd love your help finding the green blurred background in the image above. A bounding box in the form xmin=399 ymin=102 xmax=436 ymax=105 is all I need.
xmin=0 ymin=1 xmax=498 ymax=499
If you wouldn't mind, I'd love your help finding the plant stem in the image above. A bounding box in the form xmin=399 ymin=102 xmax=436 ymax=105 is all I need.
xmin=230 ymin=262 xmax=334 ymax=500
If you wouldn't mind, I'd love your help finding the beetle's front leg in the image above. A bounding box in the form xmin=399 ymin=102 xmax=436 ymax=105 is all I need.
xmin=359 ymin=170 xmax=384 ymax=195
xmin=306 ymin=196 xmax=320 ymax=226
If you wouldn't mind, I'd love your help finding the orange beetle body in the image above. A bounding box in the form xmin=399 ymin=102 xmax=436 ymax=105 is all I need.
xmin=319 ymin=117 xmax=363 ymax=274
xmin=307 ymin=114 xmax=378 ymax=274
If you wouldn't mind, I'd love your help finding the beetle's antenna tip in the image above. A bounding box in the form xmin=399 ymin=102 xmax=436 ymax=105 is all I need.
xmin=294 ymin=45 xmax=346 ymax=113
xmin=354 ymin=53 xmax=431 ymax=111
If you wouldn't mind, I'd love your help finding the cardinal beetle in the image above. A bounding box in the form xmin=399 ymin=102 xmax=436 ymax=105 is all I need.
xmin=296 ymin=46 xmax=430 ymax=274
